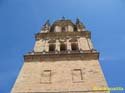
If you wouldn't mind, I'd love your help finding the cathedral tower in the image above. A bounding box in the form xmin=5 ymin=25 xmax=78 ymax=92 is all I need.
xmin=11 ymin=18 xmax=108 ymax=93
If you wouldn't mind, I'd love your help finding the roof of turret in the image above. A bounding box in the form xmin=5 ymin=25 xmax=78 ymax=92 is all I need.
xmin=52 ymin=19 xmax=74 ymax=27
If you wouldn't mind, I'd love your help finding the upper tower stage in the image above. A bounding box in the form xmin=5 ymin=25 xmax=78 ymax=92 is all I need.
xmin=24 ymin=18 xmax=98 ymax=62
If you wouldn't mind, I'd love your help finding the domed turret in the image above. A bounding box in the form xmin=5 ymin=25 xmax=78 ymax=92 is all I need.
xmin=76 ymin=18 xmax=86 ymax=31
xmin=41 ymin=17 xmax=86 ymax=33
xmin=41 ymin=20 xmax=51 ymax=33
xmin=50 ymin=17 xmax=75 ymax=32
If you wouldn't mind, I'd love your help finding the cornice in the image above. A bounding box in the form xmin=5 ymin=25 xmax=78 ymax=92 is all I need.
xmin=35 ymin=31 xmax=91 ymax=40
xmin=24 ymin=51 xmax=99 ymax=62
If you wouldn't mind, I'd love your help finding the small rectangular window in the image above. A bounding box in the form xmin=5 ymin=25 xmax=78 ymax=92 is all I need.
xmin=49 ymin=44 xmax=55 ymax=52
xmin=60 ymin=44 xmax=67 ymax=51
xmin=40 ymin=70 xmax=51 ymax=84
xmin=72 ymin=69 xmax=84 ymax=82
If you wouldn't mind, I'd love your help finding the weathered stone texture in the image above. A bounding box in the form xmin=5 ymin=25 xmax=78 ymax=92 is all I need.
xmin=11 ymin=60 xmax=107 ymax=93
xmin=11 ymin=18 xmax=108 ymax=93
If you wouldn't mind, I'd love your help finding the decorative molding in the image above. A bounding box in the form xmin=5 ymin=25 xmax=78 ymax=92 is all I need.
xmin=35 ymin=31 xmax=91 ymax=40
xmin=24 ymin=52 xmax=99 ymax=62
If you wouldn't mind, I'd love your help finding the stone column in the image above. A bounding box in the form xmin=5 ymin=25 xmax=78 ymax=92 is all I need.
xmin=41 ymin=39 xmax=46 ymax=52
xmin=87 ymin=38 xmax=93 ymax=50
xmin=55 ymin=40 xmax=60 ymax=52
xmin=77 ymin=38 xmax=81 ymax=50
xmin=45 ymin=40 xmax=49 ymax=52
xmin=67 ymin=39 xmax=71 ymax=52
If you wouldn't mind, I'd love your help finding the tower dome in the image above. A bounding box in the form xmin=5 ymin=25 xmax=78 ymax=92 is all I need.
xmin=41 ymin=17 xmax=86 ymax=33
xmin=50 ymin=18 xmax=75 ymax=32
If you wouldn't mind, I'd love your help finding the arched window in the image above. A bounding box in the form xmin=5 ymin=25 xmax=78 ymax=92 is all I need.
xmin=62 ymin=26 xmax=68 ymax=32
xmin=60 ymin=43 xmax=67 ymax=51
xmin=49 ymin=44 xmax=55 ymax=52
xmin=62 ymin=27 xmax=65 ymax=32
xmin=71 ymin=43 xmax=78 ymax=51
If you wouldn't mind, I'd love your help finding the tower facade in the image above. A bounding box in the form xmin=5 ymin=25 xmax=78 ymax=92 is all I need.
xmin=11 ymin=18 xmax=107 ymax=93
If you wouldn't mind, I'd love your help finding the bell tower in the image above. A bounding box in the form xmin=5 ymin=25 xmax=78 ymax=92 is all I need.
xmin=11 ymin=18 xmax=108 ymax=93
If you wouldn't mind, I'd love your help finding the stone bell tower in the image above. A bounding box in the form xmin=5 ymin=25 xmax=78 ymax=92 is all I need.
xmin=11 ymin=17 xmax=108 ymax=93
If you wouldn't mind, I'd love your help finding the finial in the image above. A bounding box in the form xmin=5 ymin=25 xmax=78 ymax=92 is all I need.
xmin=76 ymin=18 xmax=85 ymax=28
xmin=76 ymin=18 xmax=80 ymax=24
xmin=44 ymin=19 xmax=50 ymax=26
xmin=62 ymin=16 xmax=65 ymax=20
